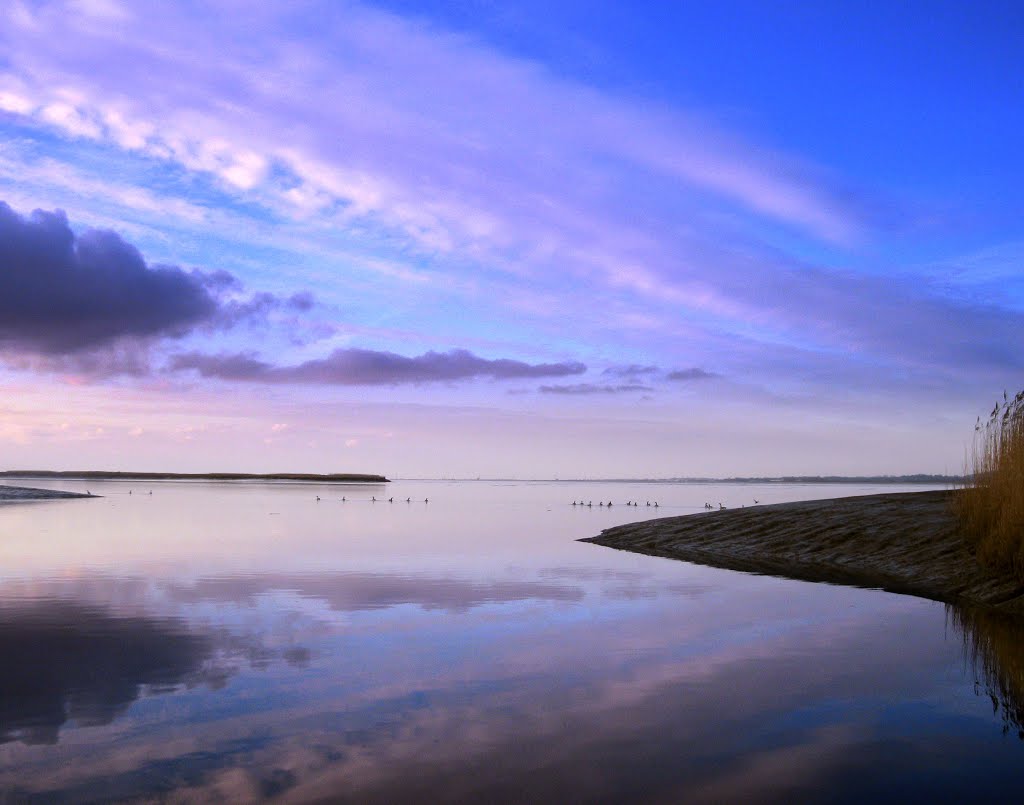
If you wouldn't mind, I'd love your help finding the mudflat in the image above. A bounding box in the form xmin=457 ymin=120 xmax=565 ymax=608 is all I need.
xmin=581 ymin=490 xmax=1024 ymax=612
xmin=0 ymin=484 xmax=94 ymax=501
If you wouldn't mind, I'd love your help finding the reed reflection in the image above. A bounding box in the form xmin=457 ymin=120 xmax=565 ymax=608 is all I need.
xmin=948 ymin=604 xmax=1024 ymax=738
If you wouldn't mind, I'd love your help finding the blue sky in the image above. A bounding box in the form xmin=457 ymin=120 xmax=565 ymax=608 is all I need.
xmin=0 ymin=0 xmax=1021 ymax=476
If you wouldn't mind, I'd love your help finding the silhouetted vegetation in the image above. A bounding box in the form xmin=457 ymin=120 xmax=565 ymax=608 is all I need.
xmin=956 ymin=390 xmax=1024 ymax=579
xmin=948 ymin=604 xmax=1024 ymax=738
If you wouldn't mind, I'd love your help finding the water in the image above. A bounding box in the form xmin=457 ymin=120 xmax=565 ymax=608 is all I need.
xmin=1 ymin=479 xmax=1022 ymax=803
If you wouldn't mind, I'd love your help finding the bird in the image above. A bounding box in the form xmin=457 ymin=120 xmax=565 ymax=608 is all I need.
xmin=406 ymin=497 xmax=411 ymax=503
xmin=753 ymin=499 xmax=760 ymax=504
xmin=316 ymin=496 xmax=320 ymax=501
xmin=587 ymin=501 xmax=592 ymax=507
xmin=599 ymin=501 xmax=604 ymax=507
xmin=654 ymin=502 xmax=659 ymax=507
xmin=342 ymin=496 xmax=346 ymax=502
xmin=424 ymin=498 xmax=429 ymax=503
xmin=388 ymin=497 xmax=393 ymax=503
xmin=372 ymin=496 xmax=376 ymax=502
xmin=572 ymin=500 xmax=577 ymax=506
xmin=719 ymin=503 xmax=726 ymax=510
xmin=608 ymin=501 xmax=613 ymax=507
xmin=646 ymin=501 xmax=651 ymax=507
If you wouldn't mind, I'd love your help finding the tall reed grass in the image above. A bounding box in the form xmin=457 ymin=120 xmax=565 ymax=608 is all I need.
xmin=956 ymin=389 xmax=1024 ymax=578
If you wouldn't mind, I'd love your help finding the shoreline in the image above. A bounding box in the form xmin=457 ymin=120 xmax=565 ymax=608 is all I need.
xmin=0 ymin=471 xmax=389 ymax=483
xmin=0 ymin=484 xmax=96 ymax=501
xmin=581 ymin=489 xmax=1024 ymax=612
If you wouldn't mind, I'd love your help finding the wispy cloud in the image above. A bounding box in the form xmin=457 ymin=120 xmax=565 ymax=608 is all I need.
xmin=602 ymin=365 xmax=660 ymax=378
xmin=0 ymin=2 xmax=866 ymax=244
xmin=170 ymin=348 xmax=585 ymax=386
xmin=538 ymin=383 xmax=652 ymax=395
xmin=667 ymin=368 xmax=717 ymax=381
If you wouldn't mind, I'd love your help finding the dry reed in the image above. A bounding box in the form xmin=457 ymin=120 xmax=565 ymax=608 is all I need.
xmin=956 ymin=389 xmax=1024 ymax=578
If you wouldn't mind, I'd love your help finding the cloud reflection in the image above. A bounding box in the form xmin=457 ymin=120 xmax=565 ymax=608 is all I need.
xmin=168 ymin=571 xmax=584 ymax=613
xmin=0 ymin=601 xmax=212 ymax=744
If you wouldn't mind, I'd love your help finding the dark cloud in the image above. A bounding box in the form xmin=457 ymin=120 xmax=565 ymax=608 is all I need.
xmin=2 ymin=342 xmax=154 ymax=378
xmin=666 ymin=368 xmax=717 ymax=381
xmin=0 ymin=202 xmax=314 ymax=356
xmin=538 ymin=383 xmax=652 ymax=395
xmin=170 ymin=348 xmax=586 ymax=385
xmin=0 ymin=203 xmax=217 ymax=352
xmin=602 ymin=364 xmax=659 ymax=378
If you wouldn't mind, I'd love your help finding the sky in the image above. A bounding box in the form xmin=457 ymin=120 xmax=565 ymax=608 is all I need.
xmin=0 ymin=0 xmax=1022 ymax=478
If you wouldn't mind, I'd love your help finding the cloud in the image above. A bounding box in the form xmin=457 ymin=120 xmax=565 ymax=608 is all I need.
xmin=0 ymin=0 xmax=1018 ymax=418
xmin=0 ymin=201 xmax=316 ymax=359
xmin=667 ymin=368 xmax=718 ymax=381
xmin=602 ymin=364 xmax=660 ymax=378
xmin=0 ymin=202 xmax=220 ymax=353
xmin=0 ymin=201 xmax=317 ymax=370
xmin=538 ymin=383 xmax=653 ymax=395
xmin=0 ymin=2 xmax=866 ymax=248
xmin=170 ymin=348 xmax=586 ymax=386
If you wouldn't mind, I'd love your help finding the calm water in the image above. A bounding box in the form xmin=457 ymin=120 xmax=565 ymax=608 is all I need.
xmin=2 ymin=479 xmax=1023 ymax=803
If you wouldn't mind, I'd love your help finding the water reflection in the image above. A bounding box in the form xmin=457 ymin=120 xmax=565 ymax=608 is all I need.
xmin=0 ymin=601 xmax=212 ymax=744
xmin=3 ymin=481 xmax=1024 ymax=803
xmin=169 ymin=571 xmax=584 ymax=612
xmin=949 ymin=604 xmax=1024 ymax=738
xmin=0 ymin=597 xmax=319 ymax=747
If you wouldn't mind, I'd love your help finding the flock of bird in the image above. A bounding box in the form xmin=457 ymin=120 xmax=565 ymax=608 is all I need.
xmin=315 ymin=495 xmax=429 ymax=503
xmin=571 ymin=499 xmax=761 ymax=510
xmin=122 ymin=489 xmax=761 ymax=509
xmin=310 ymin=497 xmax=763 ymax=507
xmin=572 ymin=500 xmax=657 ymax=508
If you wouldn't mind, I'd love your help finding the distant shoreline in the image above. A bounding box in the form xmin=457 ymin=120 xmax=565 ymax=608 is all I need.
xmin=581 ymin=490 xmax=1024 ymax=612
xmin=396 ymin=475 xmax=962 ymax=484
xmin=0 ymin=471 xmax=389 ymax=483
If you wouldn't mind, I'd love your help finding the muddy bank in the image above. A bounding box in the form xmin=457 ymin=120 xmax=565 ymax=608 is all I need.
xmin=581 ymin=490 xmax=1024 ymax=612
xmin=0 ymin=485 xmax=95 ymax=502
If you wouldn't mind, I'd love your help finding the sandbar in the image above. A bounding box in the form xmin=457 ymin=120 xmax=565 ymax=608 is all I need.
xmin=0 ymin=484 xmax=95 ymax=502
xmin=581 ymin=490 xmax=1024 ymax=612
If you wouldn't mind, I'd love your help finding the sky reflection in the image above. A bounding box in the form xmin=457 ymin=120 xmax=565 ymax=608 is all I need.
xmin=0 ymin=482 xmax=1021 ymax=802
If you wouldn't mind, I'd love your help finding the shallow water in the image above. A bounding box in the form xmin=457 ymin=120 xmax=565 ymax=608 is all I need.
xmin=1 ymin=479 xmax=1022 ymax=803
